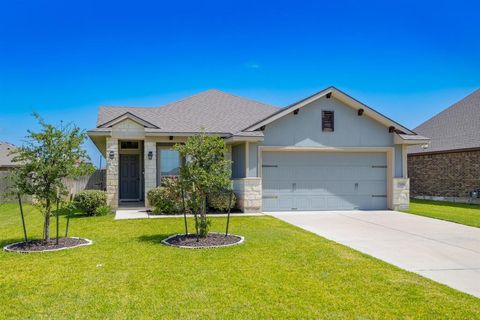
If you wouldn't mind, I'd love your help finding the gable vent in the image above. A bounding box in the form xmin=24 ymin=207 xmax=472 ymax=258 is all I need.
xmin=322 ymin=111 xmax=334 ymax=132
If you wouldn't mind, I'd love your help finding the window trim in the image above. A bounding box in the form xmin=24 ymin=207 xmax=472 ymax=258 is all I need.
xmin=322 ymin=110 xmax=335 ymax=132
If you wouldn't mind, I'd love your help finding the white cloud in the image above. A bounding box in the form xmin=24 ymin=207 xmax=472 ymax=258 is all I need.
xmin=245 ymin=62 xmax=261 ymax=69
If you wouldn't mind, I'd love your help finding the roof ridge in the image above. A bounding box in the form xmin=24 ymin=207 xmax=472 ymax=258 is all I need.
xmin=206 ymin=89 xmax=279 ymax=109
xmin=98 ymin=89 xmax=279 ymax=111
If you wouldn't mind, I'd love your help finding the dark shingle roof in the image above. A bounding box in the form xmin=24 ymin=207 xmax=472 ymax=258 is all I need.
xmin=409 ymin=89 xmax=480 ymax=154
xmin=97 ymin=89 xmax=279 ymax=135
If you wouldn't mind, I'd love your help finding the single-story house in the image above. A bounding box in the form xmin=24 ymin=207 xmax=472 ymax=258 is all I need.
xmin=408 ymin=89 xmax=480 ymax=203
xmin=0 ymin=141 xmax=17 ymax=172
xmin=0 ymin=141 xmax=18 ymax=203
xmin=88 ymin=87 xmax=428 ymax=212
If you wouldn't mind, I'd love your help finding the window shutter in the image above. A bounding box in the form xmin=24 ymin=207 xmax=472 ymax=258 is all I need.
xmin=322 ymin=111 xmax=334 ymax=132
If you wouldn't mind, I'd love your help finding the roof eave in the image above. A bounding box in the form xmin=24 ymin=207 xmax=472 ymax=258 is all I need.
xmin=87 ymin=129 xmax=112 ymax=137
xmin=394 ymin=133 xmax=430 ymax=145
xmin=224 ymin=136 xmax=264 ymax=143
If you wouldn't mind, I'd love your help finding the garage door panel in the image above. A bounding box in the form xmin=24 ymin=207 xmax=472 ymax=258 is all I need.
xmin=264 ymin=180 xmax=386 ymax=195
xmin=263 ymin=152 xmax=387 ymax=166
xmin=266 ymin=166 xmax=385 ymax=181
xmin=262 ymin=151 xmax=387 ymax=211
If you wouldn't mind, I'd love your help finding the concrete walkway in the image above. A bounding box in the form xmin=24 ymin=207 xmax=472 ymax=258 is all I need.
xmin=267 ymin=210 xmax=480 ymax=298
xmin=115 ymin=209 xmax=264 ymax=220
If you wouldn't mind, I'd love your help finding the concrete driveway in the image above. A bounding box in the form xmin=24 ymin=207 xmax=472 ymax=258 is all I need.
xmin=268 ymin=210 xmax=480 ymax=298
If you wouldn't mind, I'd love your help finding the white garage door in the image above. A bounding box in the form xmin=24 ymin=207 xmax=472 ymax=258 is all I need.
xmin=262 ymin=151 xmax=387 ymax=211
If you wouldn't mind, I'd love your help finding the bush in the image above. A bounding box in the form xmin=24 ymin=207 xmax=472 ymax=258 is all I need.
xmin=73 ymin=190 xmax=107 ymax=216
xmin=95 ymin=205 xmax=112 ymax=216
xmin=147 ymin=177 xmax=183 ymax=214
xmin=208 ymin=191 xmax=236 ymax=212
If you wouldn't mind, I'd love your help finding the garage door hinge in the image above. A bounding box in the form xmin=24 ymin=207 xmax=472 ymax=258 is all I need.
xmin=262 ymin=164 xmax=278 ymax=168
xmin=371 ymin=165 xmax=387 ymax=168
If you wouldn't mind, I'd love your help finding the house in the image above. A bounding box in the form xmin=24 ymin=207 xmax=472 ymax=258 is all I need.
xmin=0 ymin=142 xmax=18 ymax=203
xmin=88 ymin=87 xmax=428 ymax=212
xmin=0 ymin=141 xmax=17 ymax=171
xmin=408 ymin=89 xmax=480 ymax=203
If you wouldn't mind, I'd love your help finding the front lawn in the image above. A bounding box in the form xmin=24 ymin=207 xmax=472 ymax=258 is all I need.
xmin=0 ymin=204 xmax=478 ymax=319
xmin=405 ymin=199 xmax=480 ymax=227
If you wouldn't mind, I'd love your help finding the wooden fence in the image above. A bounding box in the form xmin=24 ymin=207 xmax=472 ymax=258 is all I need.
xmin=0 ymin=169 xmax=106 ymax=204
xmin=63 ymin=169 xmax=106 ymax=195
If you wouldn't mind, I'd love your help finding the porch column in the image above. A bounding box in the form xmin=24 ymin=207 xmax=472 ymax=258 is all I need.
xmin=144 ymin=139 xmax=157 ymax=207
xmin=106 ymin=137 xmax=119 ymax=209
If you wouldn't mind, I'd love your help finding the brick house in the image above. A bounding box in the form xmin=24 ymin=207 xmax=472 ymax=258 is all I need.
xmin=408 ymin=89 xmax=480 ymax=203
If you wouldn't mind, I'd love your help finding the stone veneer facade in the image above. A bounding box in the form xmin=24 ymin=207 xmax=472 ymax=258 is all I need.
xmin=232 ymin=178 xmax=262 ymax=213
xmin=144 ymin=139 xmax=157 ymax=207
xmin=106 ymin=137 xmax=119 ymax=208
xmin=408 ymin=149 xmax=480 ymax=201
xmin=392 ymin=178 xmax=410 ymax=211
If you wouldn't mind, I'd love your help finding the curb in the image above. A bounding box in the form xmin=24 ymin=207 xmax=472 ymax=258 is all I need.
xmin=3 ymin=237 xmax=93 ymax=253
xmin=161 ymin=232 xmax=244 ymax=249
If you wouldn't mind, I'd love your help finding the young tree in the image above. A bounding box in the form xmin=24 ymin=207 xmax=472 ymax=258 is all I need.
xmin=9 ymin=113 xmax=95 ymax=241
xmin=174 ymin=132 xmax=232 ymax=237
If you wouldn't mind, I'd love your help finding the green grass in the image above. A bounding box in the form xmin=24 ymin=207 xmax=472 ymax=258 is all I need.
xmin=405 ymin=199 xmax=480 ymax=228
xmin=0 ymin=204 xmax=479 ymax=319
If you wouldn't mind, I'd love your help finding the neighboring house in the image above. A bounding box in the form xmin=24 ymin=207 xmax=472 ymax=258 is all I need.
xmin=0 ymin=142 xmax=18 ymax=203
xmin=88 ymin=87 xmax=428 ymax=212
xmin=0 ymin=141 xmax=17 ymax=171
xmin=408 ymin=89 xmax=480 ymax=202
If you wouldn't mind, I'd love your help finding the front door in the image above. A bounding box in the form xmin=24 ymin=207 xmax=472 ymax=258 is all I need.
xmin=119 ymin=154 xmax=140 ymax=201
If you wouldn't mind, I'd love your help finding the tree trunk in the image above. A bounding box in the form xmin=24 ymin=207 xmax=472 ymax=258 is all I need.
xmin=199 ymin=195 xmax=208 ymax=237
xmin=44 ymin=199 xmax=51 ymax=241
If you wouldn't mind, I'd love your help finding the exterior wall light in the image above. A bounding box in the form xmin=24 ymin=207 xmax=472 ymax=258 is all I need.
xmin=148 ymin=151 xmax=153 ymax=160
xmin=109 ymin=150 xmax=115 ymax=160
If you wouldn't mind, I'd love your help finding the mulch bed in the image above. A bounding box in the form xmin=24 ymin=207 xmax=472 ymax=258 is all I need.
xmin=4 ymin=237 xmax=91 ymax=253
xmin=162 ymin=233 xmax=244 ymax=248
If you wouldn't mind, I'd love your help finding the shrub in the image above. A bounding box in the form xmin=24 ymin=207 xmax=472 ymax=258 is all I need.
xmin=73 ymin=190 xmax=107 ymax=216
xmin=95 ymin=205 xmax=112 ymax=216
xmin=208 ymin=191 xmax=236 ymax=212
xmin=147 ymin=177 xmax=183 ymax=214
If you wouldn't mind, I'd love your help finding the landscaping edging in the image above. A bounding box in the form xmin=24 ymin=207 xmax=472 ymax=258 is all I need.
xmin=3 ymin=237 xmax=93 ymax=253
xmin=161 ymin=232 xmax=244 ymax=249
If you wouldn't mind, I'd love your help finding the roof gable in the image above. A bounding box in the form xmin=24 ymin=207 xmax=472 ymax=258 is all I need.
xmin=99 ymin=112 xmax=159 ymax=128
xmin=243 ymin=86 xmax=414 ymax=134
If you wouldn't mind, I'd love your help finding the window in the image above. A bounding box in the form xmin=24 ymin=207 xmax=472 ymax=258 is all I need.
xmin=120 ymin=141 xmax=139 ymax=149
xmin=322 ymin=111 xmax=334 ymax=132
xmin=159 ymin=149 xmax=181 ymax=177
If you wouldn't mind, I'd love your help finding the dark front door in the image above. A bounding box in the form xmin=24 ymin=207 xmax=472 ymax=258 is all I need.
xmin=120 ymin=154 xmax=140 ymax=200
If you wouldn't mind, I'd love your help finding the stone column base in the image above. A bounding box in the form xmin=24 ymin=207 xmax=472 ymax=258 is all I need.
xmin=232 ymin=178 xmax=262 ymax=213
xmin=393 ymin=178 xmax=409 ymax=211
xmin=106 ymin=138 xmax=119 ymax=209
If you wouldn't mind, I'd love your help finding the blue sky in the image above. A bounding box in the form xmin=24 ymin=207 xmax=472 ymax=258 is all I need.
xmin=1 ymin=0 xmax=479 ymax=167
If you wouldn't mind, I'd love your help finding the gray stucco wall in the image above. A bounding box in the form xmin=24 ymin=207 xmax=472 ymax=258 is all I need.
xmin=231 ymin=144 xmax=246 ymax=179
xmin=248 ymin=142 xmax=258 ymax=177
xmin=261 ymin=97 xmax=394 ymax=147
xmin=394 ymin=144 xmax=403 ymax=177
